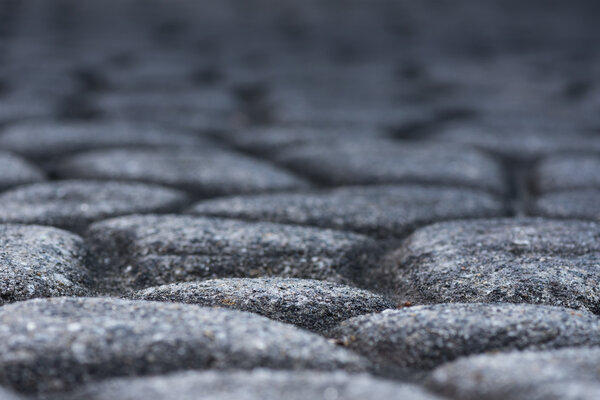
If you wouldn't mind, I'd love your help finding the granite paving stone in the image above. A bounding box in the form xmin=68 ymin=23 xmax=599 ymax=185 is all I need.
xmin=190 ymin=185 xmax=507 ymax=238
xmin=273 ymin=139 xmax=507 ymax=194
xmin=392 ymin=219 xmax=600 ymax=312
xmin=134 ymin=277 xmax=395 ymax=332
xmin=0 ymin=180 xmax=189 ymax=233
xmin=0 ymin=151 xmax=45 ymax=191
xmin=56 ymin=148 xmax=309 ymax=197
xmin=0 ymin=121 xmax=211 ymax=160
xmin=427 ymin=347 xmax=600 ymax=400
xmin=67 ymin=369 xmax=444 ymax=400
xmin=85 ymin=215 xmax=382 ymax=292
xmin=0 ymin=297 xmax=367 ymax=394
xmin=328 ymin=303 xmax=600 ymax=373
xmin=529 ymin=190 xmax=600 ymax=222
xmin=531 ymin=153 xmax=600 ymax=193
xmin=0 ymin=224 xmax=91 ymax=305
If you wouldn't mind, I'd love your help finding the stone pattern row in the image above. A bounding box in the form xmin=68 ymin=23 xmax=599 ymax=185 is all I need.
xmin=1 ymin=0 xmax=600 ymax=399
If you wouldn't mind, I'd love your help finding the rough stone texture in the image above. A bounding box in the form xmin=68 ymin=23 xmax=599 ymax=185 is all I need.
xmin=328 ymin=303 xmax=600 ymax=373
xmin=392 ymin=219 xmax=600 ymax=312
xmin=529 ymin=190 xmax=600 ymax=222
xmin=191 ymin=185 xmax=507 ymax=238
xmin=134 ymin=278 xmax=395 ymax=332
xmin=0 ymin=297 xmax=367 ymax=394
xmin=427 ymin=347 xmax=600 ymax=400
xmin=56 ymin=148 xmax=309 ymax=197
xmin=0 ymin=224 xmax=91 ymax=305
xmin=68 ymin=370 xmax=444 ymax=400
xmin=86 ymin=215 xmax=382 ymax=292
xmin=0 ymin=151 xmax=45 ymax=191
xmin=274 ymin=139 xmax=507 ymax=194
xmin=531 ymin=154 xmax=600 ymax=193
xmin=0 ymin=180 xmax=189 ymax=233
xmin=432 ymin=119 xmax=600 ymax=159
xmin=0 ymin=121 xmax=211 ymax=160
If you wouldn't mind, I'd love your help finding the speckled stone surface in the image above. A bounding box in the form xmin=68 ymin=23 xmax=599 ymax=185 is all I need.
xmin=86 ymin=215 xmax=382 ymax=292
xmin=0 ymin=152 xmax=45 ymax=191
xmin=0 ymin=180 xmax=189 ymax=232
xmin=532 ymin=154 xmax=600 ymax=193
xmin=392 ymin=219 xmax=600 ymax=312
xmin=0 ymin=297 xmax=367 ymax=394
xmin=274 ymin=139 xmax=507 ymax=194
xmin=134 ymin=278 xmax=395 ymax=332
xmin=529 ymin=190 xmax=600 ymax=221
xmin=427 ymin=347 xmax=600 ymax=400
xmin=0 ymin=224 xmax=91 ymax=305
xmin=191 ymin=185 xmax=507 ymax=238
xmin=0 ymin=121 xmax=209 ymax=160
xmin=67 ymin=370 xmax=444 ymax=400
xmin=328 ymin=303 xmax=600 ymax=373
xmin=56 ymin=148 xmax=309 ymax=197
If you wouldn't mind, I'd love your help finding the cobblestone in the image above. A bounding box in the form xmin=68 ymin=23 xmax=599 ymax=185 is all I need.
xmin=0 ymin=152 xmax=45 ymax=191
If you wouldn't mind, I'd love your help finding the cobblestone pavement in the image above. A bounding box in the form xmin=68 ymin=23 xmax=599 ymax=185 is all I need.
xmin=0 ymin=0 xmax=599 ymax=399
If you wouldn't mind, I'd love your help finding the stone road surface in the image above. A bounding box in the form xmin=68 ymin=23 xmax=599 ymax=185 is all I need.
xmin=0 ymin=0 xmax=599 ymax=399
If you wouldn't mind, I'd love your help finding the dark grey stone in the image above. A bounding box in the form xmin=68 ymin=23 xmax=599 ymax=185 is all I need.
xmin=274 ymin=139 xmax=507 ymax=194
xmin=0 ymin=224 xmax=91 ymax=305
xmin=190 ymin=185 xmax=507 ymax=238
xmin=0 ymin=121 xmax=211 ymax=160
xmin=0 ymin=180 xmax=189 ymax=233
xmin=532 ymin=154 xmax=600 ymax=193
xmin=85 ymin=215 xmax=382 ymax=292
xmin=68 ymin=369 xmax=444 ymax=400
xmin=0 ymin=151 xmax=45 ymax=191
xmin=56 ymin=148 xmax=309 ymax=197
xmin=134 ymin=278 xmax=395 ymax=332
xmin=427 ymin=347 xmax=600 ymax=400
xmin=0 ymin=297 xmax=367 ymax=394
xmin=392 ymin=218 xmax=600 ymax=312
xmin=328 ymin=303 xmax=600 ymax=372
xmin=529 ymin=190 xmax=600 ymax=222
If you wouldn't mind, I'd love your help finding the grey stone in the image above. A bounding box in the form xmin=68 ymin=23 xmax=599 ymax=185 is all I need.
xmin=0 ymin=224 xmax=91 ymax=305
xmin=134 ymin=278 xmax=395 ymax=332
xmin=529 ymin=190 xmax=600 ymax=222
xmin=392 ymin=218 xmax=600 ymax=312
xmin=0 ymin=121 xmax=211 ymax=160
xmin=190 ymin=185 xmax=507 ymax=238
xmin=56 ymin=148 xmax=309 ymax=197
xmin=532 ymin=154 xmax=600 ymax=193
xmin=0 ymin=180 xmax=189 ymax=233
xmin=85 ymin=215 xmax=382 ymax=292
xmin=0 ymin=297 xmax=367 ymax=394
xmin=0 ymin=389 xmax=20 ymax=400
xmin=328 ymin=303 xmax=600 ymax=372
xmin=274 ymin=139 xmax=507 ymax=194
xmin=427 ymin=347 xmax=600 ymax=400
xmin=0 ymin=151 xmax=45 ymax=191
xmin=68 ymin=369 xmax=443 ymax=400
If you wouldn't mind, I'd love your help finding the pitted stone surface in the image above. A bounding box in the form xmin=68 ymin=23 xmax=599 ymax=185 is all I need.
xmin=427 ymin=347 xmax=600 ymax=400
xmin=56 ymin=148 xmax=309 ymax=196
xmin=190 ymin=185 xmax=507 ymax=238
xmin=0 ymin=121 xmax=209 ymax=160
xmin=532 ymin=154 xmax=600 ymax=193
xmin=68 ymin=370 xmax=443 ymax=400
xmin=0 ymin=224 xmax=91 ymax=305
xmin=0 ymin=180 xmax=188 ymax=232
xmin=86 ymin=215 xmax=381 ymax=292
xmin=0 ymin=152 xmax=45 ymax=191
xmin=134 ymin=278 xmax=395 ymax=332
xmin=529 ymin=190 xmax=600 ymax=222
xmin=0 ymin=297 xmax=367 ymax=394
xmin=393 ymin=219 xmax=600 ymax=312
xmin=274 ymin=139 xmax=507 ymax=194
xmin=328 ymin=303 xmax=600 ymax=372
